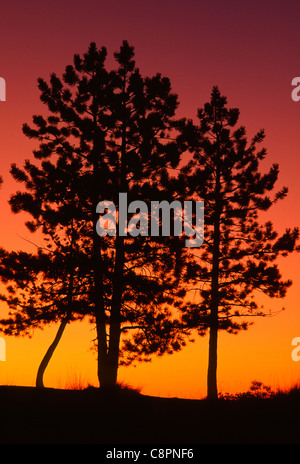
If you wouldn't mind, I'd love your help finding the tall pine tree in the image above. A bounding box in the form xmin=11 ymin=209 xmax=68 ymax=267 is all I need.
xmin=179 ymin=87 xmax=299 ymax=399
xmin=0 ymin=42 xmax=190 ymax=388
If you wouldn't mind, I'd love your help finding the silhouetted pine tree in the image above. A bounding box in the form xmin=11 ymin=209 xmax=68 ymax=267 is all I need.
xmin=0 ymin=42 xmax=191 ymax=388
xmin=179 ymin=87 xmax=299 ymax=399
xmin=0 ymin=158 xmax=91 ymax=386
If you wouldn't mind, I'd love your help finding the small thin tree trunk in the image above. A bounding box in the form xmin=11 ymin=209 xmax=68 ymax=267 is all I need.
xmin=36 ymin=316 xmax=69 ymax=388
xmin=207 ymin=131 xmax=221 ymax=400
xmin=207 ymin=239 xmax=220 ymax=399
xmin=207 ymin=235 xmax=220 ymax=400
xmin=36 ymin=222 xmax=75 ymax=389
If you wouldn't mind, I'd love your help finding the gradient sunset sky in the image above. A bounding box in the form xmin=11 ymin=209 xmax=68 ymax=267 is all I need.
xmin=0 ymin=0 xmax=300 ymax=398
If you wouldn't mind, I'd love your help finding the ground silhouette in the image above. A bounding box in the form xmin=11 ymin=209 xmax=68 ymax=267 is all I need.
xmin=0 ymin=385 xmax=299 ymax=444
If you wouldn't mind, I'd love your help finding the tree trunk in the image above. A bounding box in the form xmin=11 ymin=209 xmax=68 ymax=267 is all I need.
xmin=106 ymin=235 xmax=125 ymax=388
xmin=101 ymin=73 xmax=127 ymax=388
xmin=207 ymin=245 xmax=220 ymax=399
xmin=94 ymin=232 xmax=124 ymax=389
xmin=36 ymin=236 xmax=75 ymax=389
xmin=91 ymin=119 xmax=111 ymax=388
xmin=207 ymin=240 xmax=220 ymax=399
xmin=92 ymin=66 xmax=127 ymax=390
xmin=36 ymin=316 xmax=68 ymax=388
xmin=93 ymin=171 xmax=109 ymax=388
xmin=207 ymin=131 xmax=221 ymax=400
xmin=207 ymin=316 xmax=218 ymax=399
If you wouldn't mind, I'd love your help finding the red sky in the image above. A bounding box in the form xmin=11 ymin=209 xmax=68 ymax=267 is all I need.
xmin=0 ymin=0 xmax=300 ymax=398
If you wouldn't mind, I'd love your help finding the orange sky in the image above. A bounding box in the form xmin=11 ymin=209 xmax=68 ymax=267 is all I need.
xmin=0 ymin=0 xmax=300 ymax=399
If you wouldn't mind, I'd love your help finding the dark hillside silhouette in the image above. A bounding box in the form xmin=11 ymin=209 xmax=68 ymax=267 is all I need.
xmin=0 ymin=385 xmax=300 ymax=444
